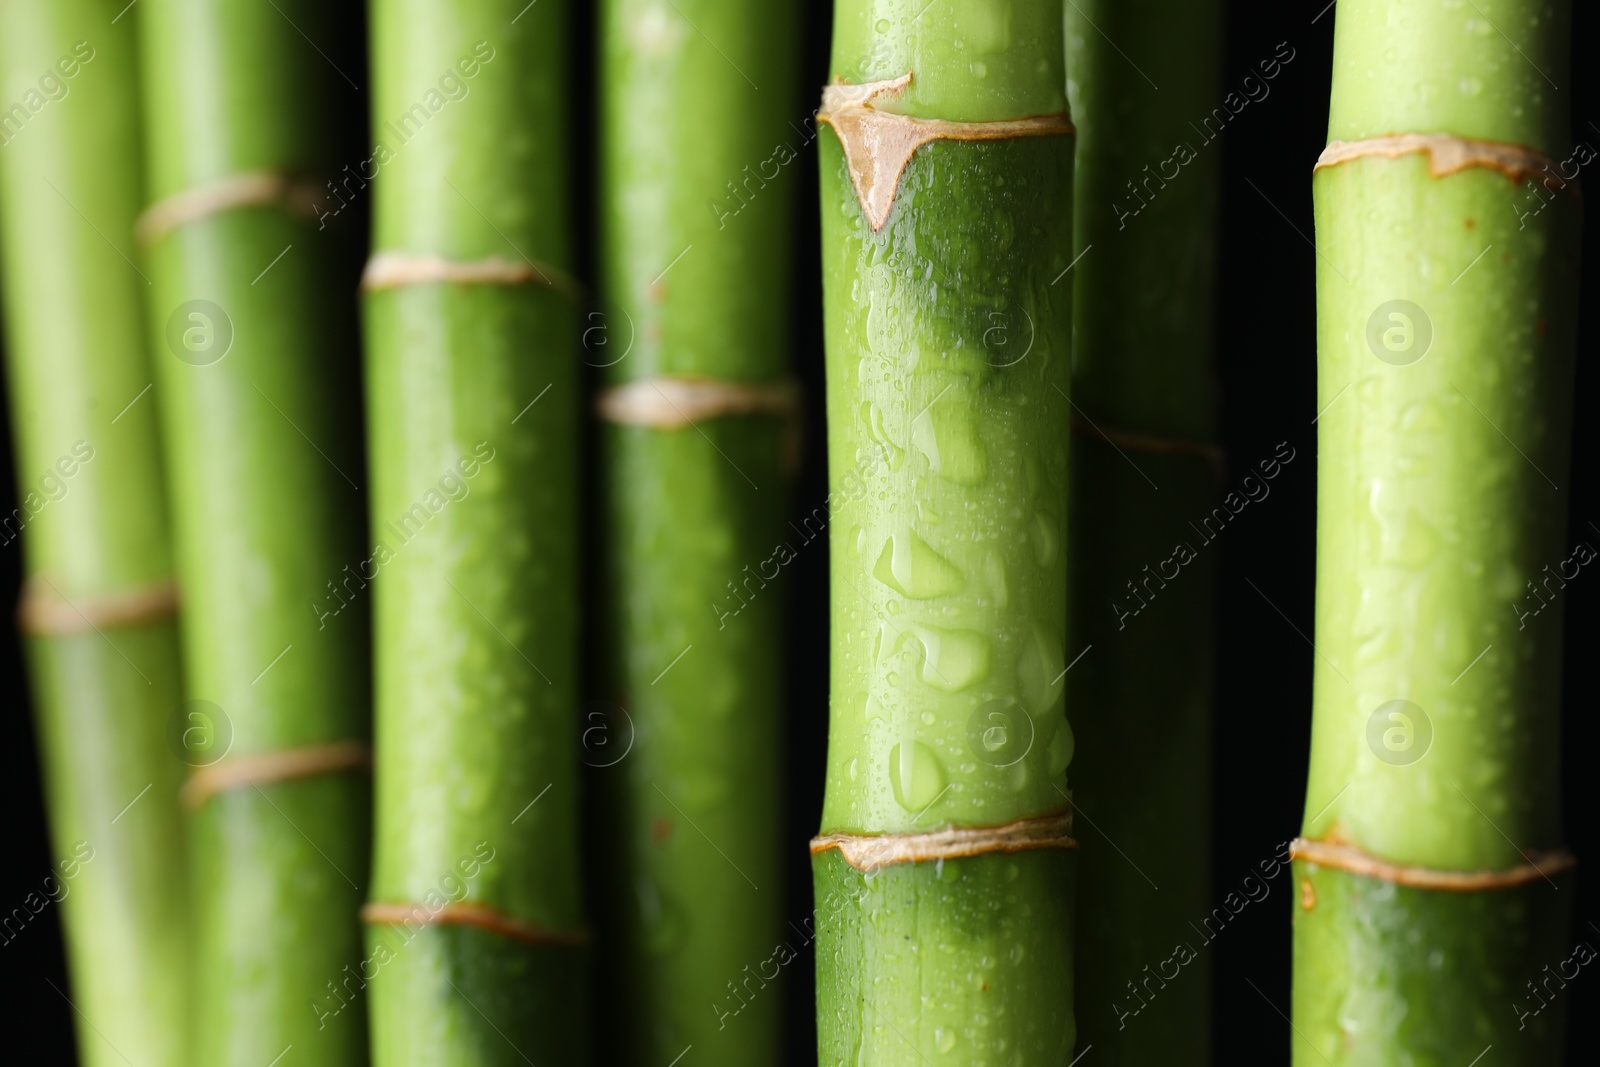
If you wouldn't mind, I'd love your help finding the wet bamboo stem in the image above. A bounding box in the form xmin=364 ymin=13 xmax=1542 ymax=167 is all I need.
xmin=1296 ymin=1 xmax=1578 ymax=1062
xmin=814 ymin=1 xmax=1077 ymax=1062
xmin=595 ymin=0 xmax=798 ymax=1062
xmin=0 ymin=4 xmax=187 ymax=1064
xmin=137 ymin=1 xmax=370 ymax=1062
xmin=361 ymin=2 xmax=590 ymax=1063
xmin=1064 ymin=0 xmax=1223 ymax=1060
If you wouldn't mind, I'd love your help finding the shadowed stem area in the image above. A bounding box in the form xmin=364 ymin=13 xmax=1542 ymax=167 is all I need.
xmin=362 ymin=2 xmax=590 ymax=1064
xmin=815 ymin=2 xmax=1077 ymax=1062
xmin=595 ymin=0 xmax=799 ymax=1063
xmin=0 ymin=4 xmax=187 ymax=1065
xmin=1296 ymin=1 xmax=1579 ymax=1063
xmin=1064 ymin=0 xmax=1223 ymax=1060
xmin=138 ymin=1 xmax=371 ymax=1062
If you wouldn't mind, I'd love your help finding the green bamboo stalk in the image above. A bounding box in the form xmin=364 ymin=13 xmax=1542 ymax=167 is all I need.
xmin=136 ymin=1 xmax=370 ymax=1062
xmin=360 ymin=3 xmax=588 ymax=1064
xmin=594 ymin=1 xmax=799 ymax=1062
xmin=1295 ymin=1 xmax=1579 ymax=1062
xmin=1063 ymin=1 xmax=1222 ymax=1059
xmin=0 ymin=5 xmax=187 ymax=1064
xmin=813 ymin=2 xmax=1077 ymax=1062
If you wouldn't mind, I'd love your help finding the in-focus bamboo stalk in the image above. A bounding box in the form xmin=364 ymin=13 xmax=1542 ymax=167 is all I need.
xmin=1063 ymin=1 xmax=1223 ymax=1059
xmin=360 ymin=2 xmax=589 ymax=1063
xmin=136 ymin=1 xmax=370 ymax=1062
xmin=812 ymin=1 xmax=1077 ymax=1061
xmin=1295 ymin=1 xmax=1579 ymax=1062
xmin=594 ymin=0 xmax=799 ymax=1061
xmin=0 ymin=5 xmax=187 ymax=1064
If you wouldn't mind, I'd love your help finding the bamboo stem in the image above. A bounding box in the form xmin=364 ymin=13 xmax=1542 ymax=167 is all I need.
xmin=362 ymin=2 xmax=590 ymax=1063
xmin=1063 ymin=0 xmax=1223 ymax=1059
xmin=1296 ymin=1 xmax=1579 ymax=1062
xmin=0 ymin=6 xmax=188 ymax=1064
xmin=594 ymin=0 xmax=800 ymax=1061
xmin=136 ymin=1 xmax=371 ymax=1062
xmin=813 ymin=2 xmax=1077 ymax=1061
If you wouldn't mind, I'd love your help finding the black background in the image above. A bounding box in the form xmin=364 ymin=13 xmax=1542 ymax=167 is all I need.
xmin=2 ymin=2 xmax=1595 ymax=1063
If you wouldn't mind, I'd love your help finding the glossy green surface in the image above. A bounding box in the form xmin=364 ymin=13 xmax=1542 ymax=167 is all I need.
xmin=813 ymin=848 xmax=1075 ymax=1064
xmin=1063 ymin=2 xmax=1222 ymax=1062
xmin=1327 ymin=0 xmax=1568 ymax=154
xmin=830 ymin=0 xmax=1067 ymax=121
xmin=1299 ymin=2 xmax=1578 ymax=1062
xmin=0 ymin=5 xmax=188 ymax=1064
xmin=816 ymin=2 xmax=1075 ymax=1059
xmin=138 ymin=1 xmax=370 ymax=1062
xmin=366 ymin=926 xmax=590 ymax=1067
xmin=596 ymin=0 xmax=797 ymax=1061
xmin=1291 ymin=860 xmax=1571 ymax=1063
xmin=364 ymin=1 xmax=588 ymax=1062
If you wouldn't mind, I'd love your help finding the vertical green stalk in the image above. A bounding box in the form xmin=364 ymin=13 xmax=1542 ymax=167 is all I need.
xmin=137 ymin=1 xmax=370 ymax=1063
xmin=1064 ymin=0 xmax=1222 ymax=1059
xmin=361 ymin=3 xmax=588 ymax=1064
xmin=1296 ymin=1 xmax=1578 ymax=1063
xmin=596 ymin=1 xmax=799 ymax=1063
xmin=0 ymin=4 xmax=186 ymax=1064
xmin=813 ymin=2 xmax=1077 ymax=1062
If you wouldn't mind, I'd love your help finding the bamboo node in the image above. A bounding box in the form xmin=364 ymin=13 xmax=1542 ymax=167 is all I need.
xmin=1070 ymin=416 xmax=1223 ymax=464
xmin=1314 ymin=133 xmax=1580 ymax=198
xmin=182 ymin=740 xmax=371 ymax=809
xmin=136 ymin=170 xmax=326 ymax=246
xmin=16 ymin=575 xmax=179 ymax=635
xmin=362 ymin=250 xmax=583 ymax=300
xmin=1290 ymin=837 xmax=1576 ymax=892
xmin=810 ymin=809 xmax=1076 ymax=872
xmin=361 ymin=900 xmax=590 ymax=948
xmin=817 ymin=73 xmax=1075 ymax=231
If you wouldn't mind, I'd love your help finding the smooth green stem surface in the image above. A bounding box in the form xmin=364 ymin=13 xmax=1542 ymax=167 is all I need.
xmin=1063 ymin=1 xmax=1222 ymax=1060
xmin=597 ymin=0 xmax=798 ymax=1062
xmin=0 ymin=5 xmax=188 ymax=1065
xmin=1297 ymin=2 xmax=1579 ymax=1062
xmin=363 ymin=3 xmax=589 ymax=1064
xmin=815 ymin=2 xmax=1076 ymax=1061
xmin=138 ymin=2 xmax=370 ymax=1063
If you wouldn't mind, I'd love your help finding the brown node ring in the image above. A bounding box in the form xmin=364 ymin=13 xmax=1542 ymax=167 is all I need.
xmin=1070 ymin=417 xmax=1224 ymax=465
xmin=811 ymin=809 xmax=1076 ymax=873
xmin=1314 ymin=133 xmax=1581 ymax=200
xmin=16 ymin=575 xmax=179 ymax=636
xmin=136 ymin=170 xmax=327 ymax=246
xmin=362 ymin=900 xmax=591 ymax=948
xmin=362 ymin=250 xmax=583 ymax=301
xmin=598 ymin=375 xmax=805 ymax=471
xmin=1290 ymin=837 xmax=1576 ymax=893
xmin=817 ymin=73 xmax=1075 ymax=231
xmin=182 ymin=740 xmax=372 ymax=810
